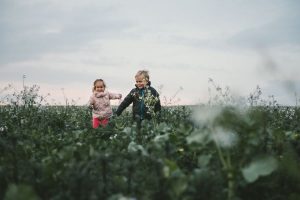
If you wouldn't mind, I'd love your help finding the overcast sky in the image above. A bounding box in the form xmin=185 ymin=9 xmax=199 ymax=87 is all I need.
xmin=1 ymin=0 xmax=300 ymax=105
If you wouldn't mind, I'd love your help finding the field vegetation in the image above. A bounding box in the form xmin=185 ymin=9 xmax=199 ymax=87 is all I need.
xmin=0 ymin=83 xmax=300 ymax=200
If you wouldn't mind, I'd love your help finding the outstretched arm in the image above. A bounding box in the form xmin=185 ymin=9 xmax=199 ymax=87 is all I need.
xmin=88 ymin=96 xmax=95 ymax=110
xmin=115 ymin=91 xmax=133 ymax=116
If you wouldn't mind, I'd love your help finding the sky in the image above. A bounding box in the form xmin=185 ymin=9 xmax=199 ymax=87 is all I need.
xmin=1 ymin=0 xmax=300 ymax=106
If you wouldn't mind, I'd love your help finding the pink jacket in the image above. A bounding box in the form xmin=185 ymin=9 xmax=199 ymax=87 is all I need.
xmin=89 ymin=91 xmax=121 ymax=119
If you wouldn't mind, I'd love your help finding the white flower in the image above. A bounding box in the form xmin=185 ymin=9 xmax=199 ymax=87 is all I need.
xmin=144 ymin=92 xmax=159 ymax=116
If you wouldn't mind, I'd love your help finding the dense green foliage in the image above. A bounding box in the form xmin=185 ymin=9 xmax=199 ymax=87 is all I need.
xmin=1 ymin=85 xmax=300 ymax=200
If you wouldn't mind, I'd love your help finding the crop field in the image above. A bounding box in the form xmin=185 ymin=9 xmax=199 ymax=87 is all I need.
xmin=1 ymin=86 xmax=300 ymax=200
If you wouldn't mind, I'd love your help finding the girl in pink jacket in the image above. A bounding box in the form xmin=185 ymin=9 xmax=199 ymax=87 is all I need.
xmin=89 ymin=79 xmax=122 ymax=128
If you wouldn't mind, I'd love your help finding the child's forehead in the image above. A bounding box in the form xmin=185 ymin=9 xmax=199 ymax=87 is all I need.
xmin=95 ymin=81 xmax=104 ymax=85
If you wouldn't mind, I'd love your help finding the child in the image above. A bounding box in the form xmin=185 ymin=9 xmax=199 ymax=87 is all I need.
xmin=115 ymin=70 xmax=161 ymax=125
xmin=89 ymin=79 xmax=122 ymax=128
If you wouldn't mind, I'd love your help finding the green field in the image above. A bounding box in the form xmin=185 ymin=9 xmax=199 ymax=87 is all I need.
xmin=1 ymin=86 xmax=300 ymax=200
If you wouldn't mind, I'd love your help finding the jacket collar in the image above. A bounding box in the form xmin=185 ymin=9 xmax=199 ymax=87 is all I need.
xmin=94 ymin=91 xmax=107 ymax=98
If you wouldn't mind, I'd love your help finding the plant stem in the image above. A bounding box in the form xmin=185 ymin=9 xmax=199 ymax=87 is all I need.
xmin=212 ymin=129 xmax=235 ymax=200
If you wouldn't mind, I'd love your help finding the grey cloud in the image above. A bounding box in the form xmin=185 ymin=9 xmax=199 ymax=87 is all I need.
xmin=228 ymin=15 xmax=300 ymax=48
xmin=0 ymin=64 xmax=129 ymax=88
xmin=159 ymin=35 xmax=215 ymax=49
xmin=0 ymin=67 xmax=95 ymax=85
xmin=263 ymin=80 xmax=300 ymax=105
xmin=0 ymin=1 xmax=132 ymax=65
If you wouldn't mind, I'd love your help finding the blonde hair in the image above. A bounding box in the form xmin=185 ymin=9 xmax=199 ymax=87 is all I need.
xmin=92 ymin=79 xmax=106 ymax=92
xmin=135 ymin=70 xmax=149 ymax=82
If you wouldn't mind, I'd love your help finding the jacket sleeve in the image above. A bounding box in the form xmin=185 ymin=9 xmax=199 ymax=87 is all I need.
xmin=89 ymin=95 xmax=95 ymax=106
xmin=154 ymin=89 xmax=161 ymax=113
xmin=155 ymin=98 xmax=161 ymax=112
xmin=155 ymin=91 xmax=162 ymax=121
xmin=115 ymin=90 xmax=134 ymax=116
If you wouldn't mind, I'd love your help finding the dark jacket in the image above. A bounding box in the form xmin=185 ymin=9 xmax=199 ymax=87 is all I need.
xmin=115 ymin=82 xmax=161 ymax=120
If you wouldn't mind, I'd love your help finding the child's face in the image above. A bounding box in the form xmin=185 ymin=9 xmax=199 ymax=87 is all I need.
xmin=94 ymin=81 xmax=105 ymax=92
xmin=135 ymin=75 xmax=147 ymax=89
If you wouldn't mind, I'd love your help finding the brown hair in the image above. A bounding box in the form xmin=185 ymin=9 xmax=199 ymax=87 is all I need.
xmin=135 ymin=70 xmax=149 ymax=82
xmin=92 ymin=79 xmax=106 ymax=92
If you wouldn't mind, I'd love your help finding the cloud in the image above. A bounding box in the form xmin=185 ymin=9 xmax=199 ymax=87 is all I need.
xmin=262 ymin=80 xmax=300 ymax=105
xmin=228 ymin=15 xmax=300 ymax=48
xmin=0 ymin=0 xmax=132 ymax=65
xmin=1 ymin=0 xmax=299 ymax=105
xmin=0 ymin=66 xmax=94 ymax=85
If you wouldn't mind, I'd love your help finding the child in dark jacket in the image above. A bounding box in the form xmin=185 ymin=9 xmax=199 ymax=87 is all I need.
xmin=115 ymin=70 xmax=161 ymax=125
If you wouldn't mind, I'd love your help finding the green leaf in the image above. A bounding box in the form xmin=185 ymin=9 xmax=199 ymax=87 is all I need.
xmin=4 ymin=184 xmax=40 ymax=200
xmin=242 ymin=156 xmax=278 ymax=183
xmin=89 ymin=145 xmax=95 ymax=157
xmin=186 ymin=130 xmax=211 ymax=145
xmin=153 ymin=133 xmax=169 ymax=143
xmin=127 ymin=141 xmax=148 ymax=156
xmin=198 ymin=154 xmax=212 ymax=168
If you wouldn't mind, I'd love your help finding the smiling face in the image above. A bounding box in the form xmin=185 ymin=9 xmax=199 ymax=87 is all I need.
xmin=135 ymin=75 xmax=148 ymax=89
xmin=94 ymin=80 xmax=105 ymax=92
